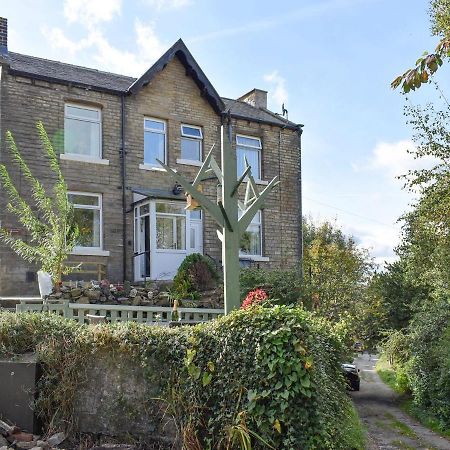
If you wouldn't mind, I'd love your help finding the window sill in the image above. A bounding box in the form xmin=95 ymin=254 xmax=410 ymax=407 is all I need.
xmin=176 ymin=159 xmax=203 ymax=167
xmin=71 ymin=248 xmax=110 ymax=257
xmin=239 ymin=255 xmax=270 ymax=262
xmin=60 ymin=153 xmax=110 ymax=165
xmin=243 ymin=179 xmax=269 ymax=185
xmin=139 ymin=164 xmax=166 ymax=172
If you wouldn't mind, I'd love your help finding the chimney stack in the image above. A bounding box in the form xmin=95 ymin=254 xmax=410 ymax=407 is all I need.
xmin=0 ymin=17 xmax=7 ymax=56
xmin=237 ymin=88 xmax=268 ymax=109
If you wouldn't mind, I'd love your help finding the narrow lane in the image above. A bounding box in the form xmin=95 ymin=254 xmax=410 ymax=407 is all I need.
xmin=350 ymin=353 xmax=450 ymax=450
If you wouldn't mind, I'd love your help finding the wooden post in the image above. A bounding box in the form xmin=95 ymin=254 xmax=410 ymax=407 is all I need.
xmin=220 ymin=127 xmax=240 ymax=313
xmin=157 ymin=125 xmax=279 ymax=314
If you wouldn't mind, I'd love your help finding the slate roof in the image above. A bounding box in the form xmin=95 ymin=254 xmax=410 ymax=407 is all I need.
xmin=6 ymin=49 xmax=300 ymax=129
xmin=222 ymin=98 xmax=298 ymax=129
xmin=8 ymin=52 xmax=135 ymax=94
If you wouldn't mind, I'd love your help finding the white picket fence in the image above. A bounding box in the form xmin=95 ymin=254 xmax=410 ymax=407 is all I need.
xmin=14 ymin=299 xmax=224 ymax=325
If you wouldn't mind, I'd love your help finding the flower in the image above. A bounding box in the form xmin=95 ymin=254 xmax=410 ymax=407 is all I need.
xmin=241 ymin=288 xmax=269 ymax=309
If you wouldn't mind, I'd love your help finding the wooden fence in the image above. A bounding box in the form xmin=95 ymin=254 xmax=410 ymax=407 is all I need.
xmin=63 ymin=261 xmax=107 ymax=282
xmin=15 ymin=299 xmax=223 ymax=325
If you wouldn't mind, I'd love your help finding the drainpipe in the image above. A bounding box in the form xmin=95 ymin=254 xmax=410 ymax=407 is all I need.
xmin=120 ymin=94 xmax=127 ymax=281
xmin=296 ymin=124 xmax=304 ymax=277
xmin=278 ymin=126 xmax=286 ymax=267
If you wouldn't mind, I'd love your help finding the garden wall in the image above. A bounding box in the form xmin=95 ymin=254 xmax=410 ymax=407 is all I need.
xmin=0 ymin=307 xmax=364 ymax=449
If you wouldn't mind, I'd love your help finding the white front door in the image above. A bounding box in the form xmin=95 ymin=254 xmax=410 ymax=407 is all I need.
xmin=133 ymin=200 xmax=203 ymax=281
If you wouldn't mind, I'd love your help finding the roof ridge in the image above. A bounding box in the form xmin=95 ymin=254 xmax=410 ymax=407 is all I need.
xmin=9 ymin=51 xmax=136 ymax=81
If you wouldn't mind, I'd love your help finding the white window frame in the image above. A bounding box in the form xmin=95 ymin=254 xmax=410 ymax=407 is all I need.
xmin=143 ymin=117 xmax=167 ymax=168
xmin=177 ymin=124 xmax=203 ymax=165
xmin=68 ymin=191 xmax=108 ymax=256
xmin=238 ymin=210 xmax=262 ymax=257
xmin=64 ymin=103 xmax=103 ymax=161
xmin=236 ymin=134 xmax=262 ymax=180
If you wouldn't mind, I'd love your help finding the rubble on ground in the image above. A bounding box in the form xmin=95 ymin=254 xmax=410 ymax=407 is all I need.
xmin=0 ymin=418 xmax=171 ymax=450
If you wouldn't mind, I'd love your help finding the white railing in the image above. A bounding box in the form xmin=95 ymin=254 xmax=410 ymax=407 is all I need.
xmin=15 ymin=299 xmax=224 ymax=325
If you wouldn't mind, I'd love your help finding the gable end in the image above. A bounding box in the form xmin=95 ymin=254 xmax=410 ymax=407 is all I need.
xmin=127 ymin=39 xmax=225 ymax=114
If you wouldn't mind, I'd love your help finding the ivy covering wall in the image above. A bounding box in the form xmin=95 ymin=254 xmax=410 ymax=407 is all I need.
xmin=0 ymin=307 xmax=364 ymax=449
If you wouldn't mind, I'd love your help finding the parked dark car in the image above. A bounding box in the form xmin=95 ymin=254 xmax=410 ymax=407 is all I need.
xmin=342 ymin=363 xmax=360 ymax=391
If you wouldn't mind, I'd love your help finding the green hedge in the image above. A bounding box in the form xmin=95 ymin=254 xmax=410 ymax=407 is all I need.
xmin=381 ymin=295 xmax=450 ymax=430
xmin=0 ymin=307 xmax=364 ymax=449
xmin=406 ymin=296 xmax=450 ymax=428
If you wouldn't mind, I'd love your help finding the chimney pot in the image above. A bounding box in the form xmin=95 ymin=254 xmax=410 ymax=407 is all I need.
xmin=0 ymin=17 xmax=7 ymax=56
xmin=237 ymin=88 xmax=268 ymax=109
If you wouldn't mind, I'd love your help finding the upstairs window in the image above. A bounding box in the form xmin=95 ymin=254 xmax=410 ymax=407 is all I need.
xmin=64 ymin=104 xmax=101 ymax=158
xmin=240 ymin=210 xmax=262 ymax=256
xmin=236 ymin=135 xmax=262 ymax=179
xmin=144 ymin=118 xmax=166 ymax=166
xmin=181 ymin=124 xmax=203 ymax=161
xmin=68 ymin=192 xmax=102 ymax=250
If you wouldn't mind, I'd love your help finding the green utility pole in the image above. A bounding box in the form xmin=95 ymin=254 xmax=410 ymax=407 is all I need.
xmin=158 ymin=125 xmax=279 ymax=314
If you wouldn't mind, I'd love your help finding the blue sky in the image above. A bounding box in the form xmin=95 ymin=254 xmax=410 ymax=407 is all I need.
xmin=2 ymin=0 xmax=447 ymax=265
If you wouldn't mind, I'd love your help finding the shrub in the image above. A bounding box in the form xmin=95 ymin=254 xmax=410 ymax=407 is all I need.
xmin=172 ymin=253 xmax=219 ymax=300
xmin=0 ymin=307 xmax=364 ymax=449
xmin=406 ymin=295 xmax=450 ymax=428
xmin=240 ymin=268 xmax=303 ymax=305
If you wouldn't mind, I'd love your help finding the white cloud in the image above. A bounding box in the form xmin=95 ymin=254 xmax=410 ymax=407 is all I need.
xmin=64 ymin=0 xmax=122 ymax=26
xmin=353 ymin=139 xmax=438 ymax=185
xmin=43 ymin=26 xmax=94 ymax=55
xmin=143 ymin=0 xmax=191 ymax=10
xmin=44 ymin=20 xmax=166 ymax=76
xmin=264 ymin=70 xmax=288 ymax=110
xmin=135 ymin=19 xmax=167 ymax=62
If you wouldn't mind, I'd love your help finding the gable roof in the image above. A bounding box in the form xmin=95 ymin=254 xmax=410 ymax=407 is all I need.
xmin=6 ymin=44 xmax=299 ymax=129
xmin=128 ymin=39 xmax=225 ymax=114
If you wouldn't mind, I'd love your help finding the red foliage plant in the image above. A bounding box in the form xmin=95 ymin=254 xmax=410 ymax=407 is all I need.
xmin=241 ymin=288 xmax=269 ymax=309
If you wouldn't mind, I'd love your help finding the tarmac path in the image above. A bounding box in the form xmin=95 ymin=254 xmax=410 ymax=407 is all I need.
xmin=350 ymin=353 xmax=450 ymax=450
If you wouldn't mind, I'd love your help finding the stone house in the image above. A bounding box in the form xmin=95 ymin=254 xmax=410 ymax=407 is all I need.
xmin=0 ymin=17 xmax=303 ymax=296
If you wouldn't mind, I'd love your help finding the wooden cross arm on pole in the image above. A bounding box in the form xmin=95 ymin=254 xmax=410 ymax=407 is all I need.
xmin=156 ymin=159 xmax=224 ymax=227
xmin=238 ymin=176 xmax=280 ymax=235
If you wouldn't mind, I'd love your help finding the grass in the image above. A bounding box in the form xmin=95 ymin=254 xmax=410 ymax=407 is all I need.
xmin=376 ymin=358 xmax=450 ymax=441
xmin=401 ymin=399 xmax=450 ymax=440
xmin=376 ymin=358 xmax=407 ymax=394
xmin=346 ymin=404 xmax=367 ymax=450
xmin=384 ymin=412 xmax=418 ymax=440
